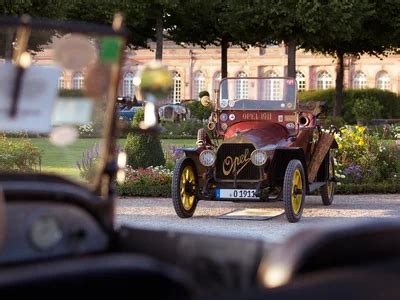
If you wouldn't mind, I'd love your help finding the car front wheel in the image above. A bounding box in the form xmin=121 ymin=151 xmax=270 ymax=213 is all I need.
xmin=283 ymin=160 xmax=306 ymax=223
xmin=172 ymin=157 xmax=198 ymax=218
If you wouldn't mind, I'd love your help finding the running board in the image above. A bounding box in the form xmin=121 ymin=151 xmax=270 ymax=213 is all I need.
xmin=309 ymin=182 xmax=325 ymax=193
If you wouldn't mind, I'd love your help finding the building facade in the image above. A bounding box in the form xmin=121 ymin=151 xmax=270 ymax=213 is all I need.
xmin=36 ymin=41 xmax=400 ymax=103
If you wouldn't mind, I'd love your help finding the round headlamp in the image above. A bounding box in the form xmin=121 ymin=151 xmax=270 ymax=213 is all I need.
xmin=251 ymin=150 xmax=267 ymax=166
xmin=199 ymin=150 xmax=216 ymax=167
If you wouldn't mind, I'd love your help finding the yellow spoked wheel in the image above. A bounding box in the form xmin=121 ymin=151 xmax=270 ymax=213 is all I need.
xmin=172 ymin=158 xmax=198 ymax=218
xmin=321 ymin=155 xmax=336 ymax=206
xmin=283 ymin=160 xmax=306 ymax=223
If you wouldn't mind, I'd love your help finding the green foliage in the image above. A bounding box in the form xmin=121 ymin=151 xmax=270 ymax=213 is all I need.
xmin=125 ymin=108 xmax=165 ymax=168
xmin=59 ymin=89 xmax=85 ymax=97
xmin=66 ymin=0 xmax=179 ymax=49
xmin=117 ymin=165 xmax=172 ymax=197
xmin=299 ymin=89 xmax=400 ymax=124
xmin=334 ymin=126 xmax=400 ymax=185
xmin=76 ymin=144 xmax=100 ymax=182
xmin=199 ymin=90 xmax=210 ymax=98
xmin=0 ymin=0 xmax=65 ymax=59
xmin=320 ymin=116 xmax=346 ymax=129
xmin=186 ymin=101 xmax=212 ymax=120
xmin=161 ymin=118 xmax=205 ymax=138
xmin=352 ymin=97 xmax=383 ymax=124
xmin=0 ymin=135 xmax=41 ymax=172
xmin=336 ymin=183 xmax=400 ymax=194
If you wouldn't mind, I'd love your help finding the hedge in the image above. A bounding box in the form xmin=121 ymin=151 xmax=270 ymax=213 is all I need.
xmin=116 ymin=182 xmax=400 ymax=197
xmin=298 ymin=89 xmax=400 ymax=124
xmin=116 ymin=182 xmax=171 ymax=197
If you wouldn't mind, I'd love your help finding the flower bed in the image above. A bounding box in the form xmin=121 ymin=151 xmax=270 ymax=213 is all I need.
xmin=116 ymin=166 xmax=172 ymax=197
xmin=334 ymin=125 xmax=400 ymax=187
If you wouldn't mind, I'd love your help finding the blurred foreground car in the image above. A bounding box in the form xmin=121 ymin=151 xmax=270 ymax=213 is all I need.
xmin=1 ymin=14 xmax=400 ymax=300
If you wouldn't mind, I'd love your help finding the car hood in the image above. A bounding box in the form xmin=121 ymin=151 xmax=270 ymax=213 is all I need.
xmin=223 ymin=121 xmax=290 ymax=149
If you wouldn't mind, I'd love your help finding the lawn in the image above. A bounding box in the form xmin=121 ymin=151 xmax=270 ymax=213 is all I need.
xmin=25 ymin=137 xmax=195 ymax=179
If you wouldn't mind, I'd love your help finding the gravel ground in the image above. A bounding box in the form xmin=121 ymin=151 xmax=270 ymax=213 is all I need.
xmin=116 ymin=194 xmax=400 ymax=243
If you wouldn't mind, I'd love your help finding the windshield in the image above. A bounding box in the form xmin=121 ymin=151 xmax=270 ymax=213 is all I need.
xmin=218 ymin=77 xmax=297 ymax=111
xmin=0 ymin=22 xmax=124 ymax=187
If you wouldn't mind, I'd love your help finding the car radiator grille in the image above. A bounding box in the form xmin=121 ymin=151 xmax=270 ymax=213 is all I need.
xmin=215 ymin=143 xmax=259 ymax=181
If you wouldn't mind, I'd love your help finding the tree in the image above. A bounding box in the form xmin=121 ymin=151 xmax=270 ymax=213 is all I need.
xmin=0 ymin=0 xmax=65 ymax=59
xmin=168 ymin=0 xmax=261 ymax=79
xmin=66 ymin=0 xmax=178 ymax=60
xmin=247 ymin=0 xmax=321 ymax=78
xmin=300 ymin=0 xmax=389 ymax=117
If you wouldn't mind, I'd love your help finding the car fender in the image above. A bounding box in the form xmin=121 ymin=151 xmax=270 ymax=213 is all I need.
xmin=268 ymin=147 xmax=308 ymax=187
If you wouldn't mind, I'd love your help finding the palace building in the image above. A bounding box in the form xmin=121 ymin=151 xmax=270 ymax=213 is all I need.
xmin=35 ymin=41 xmax=400 ymax=103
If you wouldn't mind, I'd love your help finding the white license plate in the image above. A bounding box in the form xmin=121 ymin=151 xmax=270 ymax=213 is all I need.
xmin=216 ymin=189 xmax=259 ymax=199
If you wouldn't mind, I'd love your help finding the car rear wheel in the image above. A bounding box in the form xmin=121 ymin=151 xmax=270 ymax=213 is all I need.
xmin=172 ymin=157 xmax=198 ymax=218
xmin=283 ymin=160 xmax=306 ymax=223
xmin=321 ymin=155 xmax=336 ymax=206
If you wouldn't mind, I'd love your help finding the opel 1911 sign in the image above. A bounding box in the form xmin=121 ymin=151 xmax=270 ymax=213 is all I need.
xmin=172 ymin=77 xmax=337 ymax=222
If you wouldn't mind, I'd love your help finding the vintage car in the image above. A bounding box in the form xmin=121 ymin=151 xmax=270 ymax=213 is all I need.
xmin=158 ymin=103 xmax=191 ymax=122
xmin=172 ymin=77 xmax=337 ymax=222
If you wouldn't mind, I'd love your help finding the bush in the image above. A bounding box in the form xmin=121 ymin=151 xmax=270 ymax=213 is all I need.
xmin=352 ymin=97 xmax=382 ymax=124
xmin=117 ymin=166 xmax=172 ymax=197
xmin=0 ymin=135 xmax=41 ymax=172
xmin=199 ymin=90 xmax=210 ymax=98
xmin=59 ymin=89 xmax=85 ymax=97
xmin=125 ymin=108 xmax=165 ymax=168
xmin=299 ymin=89 xmax=400 ymax=124
xmin=186 ymin=100 xmax=213 ymax=120
xmin=334 ymin=126 xmax=400 ymax=185
xmin=160 ymin=118 xmax=206 ymax=138
xmin=76 ymin=143 xmax=100 ymax=181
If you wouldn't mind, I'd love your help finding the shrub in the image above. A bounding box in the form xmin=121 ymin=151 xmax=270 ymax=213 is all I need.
xmin=78 ymin=122 xmax=95 ymax=137
xmin=76 ymin=143 xmax=100 ymax=181
xmin=186 ymin=100 xmax=213 ymax=120
xmin=59 ymin=89 xmax=85 ymax=97
xmin=334 ymin=126 xmax=400 ymax=185
xmin=299 ymin=88 xmax=400 ymax=124
xmin=199 ymin=90 xmax=210 ymax=98
xmin=0 ymin=135 xmax=41 ymax=172
xmin=161 ymin=118 xmax=205 ymax=138
xmin=117 ymin=166 xmax=172 ymax=197
xmin=125 ymin=108 xmax=165 ymax=168
xmin=352 ymin=97 xmax=382 ymax=124
xmin=320 ymin=116 xmax=346 ymax=129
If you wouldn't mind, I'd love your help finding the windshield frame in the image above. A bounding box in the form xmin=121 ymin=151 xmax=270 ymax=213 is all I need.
xmin=218 ymin=77 xmax=298 ymax=111
xmin=0 ymin=15 xmax=127 ymax=197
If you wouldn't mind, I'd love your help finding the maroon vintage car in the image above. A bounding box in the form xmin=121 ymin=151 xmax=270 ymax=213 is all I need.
xmin=172 ymin=77 xmax=337 ymax=222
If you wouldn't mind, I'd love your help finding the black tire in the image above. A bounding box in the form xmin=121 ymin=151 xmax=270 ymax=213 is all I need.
xmin=321 ymin=155 xmax=336 ymax=206
xmin=283 ymin=160 xmax=306 ymax=223
xmin=172 ymin=157 xmax=198 ymax=218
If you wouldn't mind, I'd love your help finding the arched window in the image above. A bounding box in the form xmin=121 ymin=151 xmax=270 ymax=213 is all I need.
xmin=296 ymin=71 xmax=306 ymax=91
xmin=213 ymin=71 xmax=222 ymax=92
xmin=193 ymin=71 xmax=206 ymax=99
xmin=317 ymin=71 xmax=332 ymax=90
xmin=123 ymin=72 xmax=135 ymax=97
xmin=265 ymin=70 xmax=281 ymax=100
xmin=236 ymin=71 xmax=248 ymax=99
xmin=72 ymin=72 xmax=84 ymax=90
xmin=353 ymin=71 xmax=367 ymax=89
xmin=169 ymin=71 xmax=182 ymax=103
xmin=58 ymin=72 xmax=65 ymax=89
xmin=376 ymin=71 xmax=390 ymax=90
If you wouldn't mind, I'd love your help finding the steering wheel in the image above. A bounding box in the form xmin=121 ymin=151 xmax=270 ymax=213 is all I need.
xmin=257 ymin=220 xmax=400 ymax=288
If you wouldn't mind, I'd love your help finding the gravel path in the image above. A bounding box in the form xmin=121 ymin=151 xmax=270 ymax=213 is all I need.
xmin=116 ymin=194 xmax=400 ymax=243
